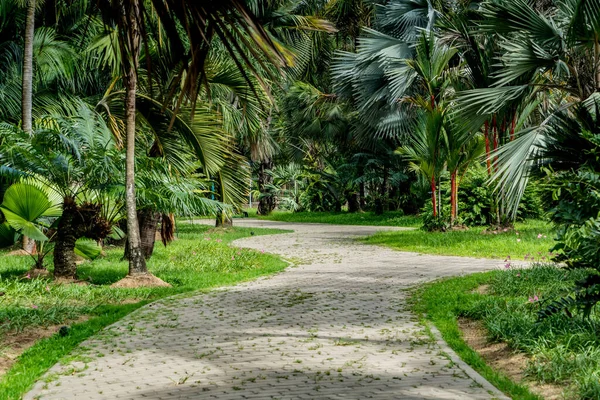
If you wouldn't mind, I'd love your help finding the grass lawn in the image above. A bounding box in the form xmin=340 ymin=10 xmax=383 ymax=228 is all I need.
xmin=253 ymin=210 xmax=422 ymax=227
xmin=363 ymin=219 xmax=555 ymax=260
xmin=0 ymin=223 xmax=289 ymax=399
xmin=412 ymin=264 xmax=600 ymax=399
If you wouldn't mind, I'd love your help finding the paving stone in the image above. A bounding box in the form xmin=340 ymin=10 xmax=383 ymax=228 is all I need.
xmin=24 ymin=220 xmax=510 ymax=400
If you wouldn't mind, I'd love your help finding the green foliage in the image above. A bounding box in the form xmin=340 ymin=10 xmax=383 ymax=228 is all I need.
xmin=0 ymin=182 xmax=62 ymax=243
xmin=418 ymin=166 xmax=546 ymax=228
xmin=534 ymin=107 xmax=600 ymax=318
xmin=414 ymin=264 xmax=600 ymax=399
xmin=411 ymin=271 xmax=541 ymax=400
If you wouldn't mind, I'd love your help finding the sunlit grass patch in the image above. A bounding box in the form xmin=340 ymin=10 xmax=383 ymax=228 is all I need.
xmin=363 ymin=219 xmax=554 ymax=259
xmin=255 ymin=210 xmax=421 ymax=227
xmin=0 ymin=223 xmax=289 ymax=399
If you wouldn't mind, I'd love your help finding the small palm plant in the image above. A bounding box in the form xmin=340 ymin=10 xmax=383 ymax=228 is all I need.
xmin=0 ymin=107 xmax=121 ymax=278
xmin=0 ymin=181 xmax=103 ymax=271
xmin=0 ymin=181 xmax=61 ymax=270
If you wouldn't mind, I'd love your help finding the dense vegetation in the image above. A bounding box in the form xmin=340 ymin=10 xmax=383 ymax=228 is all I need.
xmin=1 ymin=0 xmax=600 ymax=398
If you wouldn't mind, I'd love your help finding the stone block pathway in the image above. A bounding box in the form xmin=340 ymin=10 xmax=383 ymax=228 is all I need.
xmin=25 ymin=220 xmax=509 ymax=399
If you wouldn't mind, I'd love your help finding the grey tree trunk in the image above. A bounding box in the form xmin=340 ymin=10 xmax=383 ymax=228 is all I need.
xmin=22 ymin=0 xmax=35 ymax=134
xmin=120 ymin=0 xmax=147 ymax=275
xmin=21 ymin=0 xmax=36 ymax=254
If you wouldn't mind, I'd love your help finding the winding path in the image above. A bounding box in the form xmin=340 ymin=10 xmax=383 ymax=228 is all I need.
xmin=25 ymin=220 xmax=508 ymax=400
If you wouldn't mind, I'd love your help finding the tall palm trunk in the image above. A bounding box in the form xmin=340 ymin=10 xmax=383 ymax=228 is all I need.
xmin=22 ymin=0 xmax=35 ymax=135
xmin=120 ymin=0 xmax=147 ymax=275
xmin=21 ymin=0 xmax=36 ymax=255
xmin=450 ymin=170 xmax=458 ymax=225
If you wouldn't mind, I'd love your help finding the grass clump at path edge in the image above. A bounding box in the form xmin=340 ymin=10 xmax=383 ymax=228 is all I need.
xmin=0 ymin=223 xmax=289 ymax=399
xmin=412 ymin=263 xmax=600 ymax=399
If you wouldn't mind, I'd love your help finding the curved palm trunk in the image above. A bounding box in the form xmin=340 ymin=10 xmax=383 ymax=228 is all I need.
xmin=21 ymin=0 xmax=36 ymax=255
xmin=120 ymin=0 xmax=147 ymax=275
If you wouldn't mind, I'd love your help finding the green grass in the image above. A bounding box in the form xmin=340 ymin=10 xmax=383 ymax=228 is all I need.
xmin=253 ymin=210 xmax=422 ymax=227
xmin=412 ymin=264 xmax=600 ymax=399
xmin=363 ymin=219 xmax=555 ymax=259
xmin=0 ymin=223 xmax=289 ymax=399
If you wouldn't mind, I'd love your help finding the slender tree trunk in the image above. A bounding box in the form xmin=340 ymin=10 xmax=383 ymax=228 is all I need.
xmin=375 ymin=167 xmax=388 ymax=215
xmin=430 ymin=174 xmax=437 ymax=218
xmin=21 ymin=0 xmax=36 ymax=255
xmin=484 ymin=120 xmax=491 ymax=176
xmin=450 ymin=171 xmax=456 ymax=225
xmin=120 ymin=0 xmax=147 ymax=275
xmin=215 ymin=211 xmax=233 ymax=227
xmin=257 ymin=158 xmax=274 ymax=216
xmin=22 ymin=0 xmax=35 ymax=135
xmin=492 ymin=115 xmax=499 ymax=172
xmin=382 ymin=167 xmax=389 ymax=212
xmin=53 ymin=197 xmax=78 ymax=279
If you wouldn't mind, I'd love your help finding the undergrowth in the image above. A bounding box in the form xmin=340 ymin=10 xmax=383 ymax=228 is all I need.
xmin=413 ymin=264 xmax=600 ymax=399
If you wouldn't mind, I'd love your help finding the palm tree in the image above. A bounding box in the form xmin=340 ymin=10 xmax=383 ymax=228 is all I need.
xmin=19 ymin=0 xmax=37 ymax=254
xmin=0 ymin=106 xmax=121 ymax=278
xmin=93 ymin=1 xmax=286 ymax=279
xmin=456 ymin=0 xmax=600 ymax=216
xmin=0 ymin=181 xmax=60 ymax=258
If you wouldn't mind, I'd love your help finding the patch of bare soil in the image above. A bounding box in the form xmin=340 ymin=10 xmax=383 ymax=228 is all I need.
xmin=53 ymin=278 xmax=89 ymax=286
xmin=111 ymin=273 xmax=171 ymax=288
xmin=0 ymin=317 xmax=89 ymax=378
xmin=27 ymin=268 xmax=50 ymax=279
xmin=204 ymin=227 xmax=232 ymax=235
xmin=481 ymin=226 xmax=515 ymax=235
xmin=472 ymin=284 xmax=490 ymax=295
xmin=7 ymin=249 xmax=30 ymax=256
xmin=458 ymin=318 xmax=565 ymax=400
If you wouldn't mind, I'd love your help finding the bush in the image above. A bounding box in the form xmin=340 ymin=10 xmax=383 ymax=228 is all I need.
xmin=419 ymin=166 xmax=546 ymax=229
